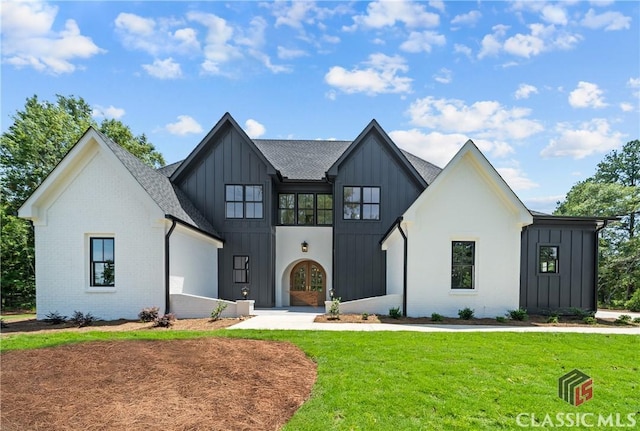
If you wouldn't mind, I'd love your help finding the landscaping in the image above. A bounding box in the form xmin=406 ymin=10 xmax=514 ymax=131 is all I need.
xmin=1 ymin=322 xmax=638 ymax=430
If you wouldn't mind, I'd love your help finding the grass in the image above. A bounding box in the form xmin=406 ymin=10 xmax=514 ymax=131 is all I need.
xmin=0 ymin=313 xmax=36 ymax=321
xmin=2 ymin=330 xmax=639 ymax=430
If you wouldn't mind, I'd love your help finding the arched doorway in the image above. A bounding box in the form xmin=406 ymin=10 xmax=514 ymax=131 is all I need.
xmin=290 ymin=260 xmax=326 ymax=306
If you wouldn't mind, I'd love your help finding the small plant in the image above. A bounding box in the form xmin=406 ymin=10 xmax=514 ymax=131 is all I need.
xmin=431 ymin=312 xmax=443 ymax=322
xmin=210 ymin=302 xmax=228 ymax=321
xmin=615 ymin=314 xmax=632 ymax=325
xmin=495 ymin=316 xmax=506 ymax=323
xmin=0 ymin=318 xmax=7 ymax=329
xmin=624 ymin=289 xmax=640 ymax=312
xmin=547 ymin=315 xmax=559 ymax=324
xmin=458 ymin=307 xmax=474 ymax=320
xmin=138 ymin=306 xmax=159 ymax=323
xmin=583 ymin=316 xmax=597 ymax=325
xmin=69 ymin=311 xmax=96 ymax=328
xmin=507 ymin=307 xmax=528 ymax=321
xmin=45 ymin=311 xmax=67 ymax=325
xmin=388 ymin=307 xmax=402 ymax=319
xmin=154 ymin=313 xmax=176 ymax=327
xmin=328 ymin=298 xmax=341 ymax=320
xmin=361 ymin=312 xmax=369 ymax=320
xmin=632 ymin=317 xmax=640 ymax=324
xmin=569 ymin=307 xmax=595 ymax=319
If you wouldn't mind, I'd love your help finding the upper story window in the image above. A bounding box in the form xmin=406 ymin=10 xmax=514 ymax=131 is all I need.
xmin=343 ymin=186 xmax=380 ymax=220
xmin=90 ymin=237 xmax=115 ymax=286
xmin=451 ymin=241 xmax=475 ymax=289
xmin=539 ymin=246 xmax=559 ymax=273
xmin=226 ymin=185 xmax=263 ymax=219
xmin=278 ymin=193 xmax=333 ymax=225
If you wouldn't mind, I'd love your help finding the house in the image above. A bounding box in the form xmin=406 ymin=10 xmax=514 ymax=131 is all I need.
xmin=19 ymin=113 xmax=608 ymax=320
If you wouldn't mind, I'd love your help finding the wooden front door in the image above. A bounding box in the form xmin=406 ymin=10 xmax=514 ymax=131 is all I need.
xmin=290 ymin=261 xmax=325 ymax=306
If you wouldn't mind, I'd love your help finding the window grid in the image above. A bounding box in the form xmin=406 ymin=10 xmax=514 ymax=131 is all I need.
xmin=90 ymin=237 xmax=115 ymax=287
xmin=233 ymin=255 xmax=249 ymax=284
xmin=343 ymin=186 xmax=380 ymax=220
xmin=277 ymin=193 xmax=333 ymax=225
xmin=451 ymin=241 xmax=475 ymax=289
xmin=539 ymin=246 xmax=559 ymax=274
xmin=225 ymin=185 xmax=263 ymax=219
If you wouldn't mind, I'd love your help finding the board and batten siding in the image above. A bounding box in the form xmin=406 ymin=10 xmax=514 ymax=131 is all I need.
xmin=173 ymin=125 xmax=276 ymax=307
xmin=332 ymin=130 xmax=425 ymax=301
xmin=520 ymin=219 xmax=598 ymax=313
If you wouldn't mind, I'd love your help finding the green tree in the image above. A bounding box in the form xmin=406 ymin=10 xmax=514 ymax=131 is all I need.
xmin=555 ymin=140 xmax=640 ymax=307
xmin=0 ymin=94 xmax=165 ymax=310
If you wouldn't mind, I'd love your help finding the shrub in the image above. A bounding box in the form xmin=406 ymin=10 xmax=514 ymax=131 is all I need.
xmin=138 ymin=307 xmax=159 ymax=323
xmin=615 ymin=314 xmax=632 ymax=325
xmin=329 ymin=298 xmax=341 ymax=320
xmin=0 ymin=318 xmax=7 ymax=329
xmin=547 ymin=315 xmax=559 ymax=324
xmin=583 ymin=316 xmax=597 ymax=325
xmin=458 ymin=307 xmax=474 ymax=320
xmin=495 ymin=316 xmax=506 ymax=323
xmin=431 ymin=313 xmax=443 ymax=322
xmin=69 ymin=311 xmax=96 ymax=328
xmin=624 ymin=290 xmax=640 ymax=312
xmin=154 ymin=313 xmax=176 ymax=327
xmin=361 ymin=312 xmax=369 ymax=320
xmin=633 ymin=317 xmax=640 ymax=324
xmin=388 ymin=307 xmax=401 ymax=319
xmin=507 ymin=307 xmax=528 ymax=321
xmin=570 ymin=307 xmax=595 ymax=319
xmin=45 ymin=311 xmax=67 ymax=325
xmin=210 ymin=302 xmax=228 ymax=321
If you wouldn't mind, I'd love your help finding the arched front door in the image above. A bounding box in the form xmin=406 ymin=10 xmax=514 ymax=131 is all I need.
xmin=290 ymin=260 xmax=326 ymax=306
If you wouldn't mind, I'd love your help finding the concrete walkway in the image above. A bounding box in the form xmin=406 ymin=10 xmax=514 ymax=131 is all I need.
xmin=228 ymin=308 xmax=640 ymax=334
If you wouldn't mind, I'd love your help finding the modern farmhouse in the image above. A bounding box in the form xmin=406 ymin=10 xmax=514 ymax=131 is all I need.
xmin=19 ymin=113 xmax=608 ymax=320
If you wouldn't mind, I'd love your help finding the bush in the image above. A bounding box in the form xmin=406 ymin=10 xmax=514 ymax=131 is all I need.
xmin=138 ymin=307 xmax=159 ymax=323
xmin=615 ymin=314 xmax=632 ymax=325
xmin=431 ymin=313 xmax=443 ymax=322
xmin=210 ymin=302 xmax=228 ymax=321
xmin=633 ymin=317 xmax=640 ymax=324
xmin=458 ymin=307 xmax=474 ymax=320
xmin=569 ymin=307 xmax=595 ymax=319
xmin=361 ymin=312 xmax=369 ymax=320
xmin=547 ymin=315 xmax=559 ymax=324
xmin=507 ymin=307 xmax=528 ymax=321
xmin=69 ymin=311 xmax=96 ymax=328
xmin=329 ymin=298 xmax=341 ymax=320
xmin=624 ymin=290 xmax=640 ymax=312
xmin=495 ymin=316 xmax=506 ymax=323
xmin=583 ymin=316 xmax=597 ymax=325
xmin=0 ymin=318 xmax=7 ymax=329
xmin=154 ymin=313 xmax=176 ymax=327
xmin=45 ymin=311 xmax=67 ymax=325
xmin=388 ymin=307 xmax=401 ymax=319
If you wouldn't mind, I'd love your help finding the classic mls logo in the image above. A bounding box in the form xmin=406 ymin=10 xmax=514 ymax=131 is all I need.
xmin=558 ymin=369 xmax=593 ymax=406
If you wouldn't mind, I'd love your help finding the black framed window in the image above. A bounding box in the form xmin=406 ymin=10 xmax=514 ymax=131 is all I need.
xmin=90 ymin=237 xmax=115 ymax=286
xmin=539 ymin=246 xmax=559 ymax=273
xmin=451 ymin=241 xmax=475 ymax=289
xmin=225 ymin=185 xmax=263 ymax=219
xmin=317 ymin=194 xmax=333 ymax=225
xmin=343 ymin=186 xmax=380 ymax=220
xmin=233 ymin=256 xmax=249 ymax=283
xmin=279 ymin=193 xmax=295 ymax=225
xmin=277 ymin=193 xmax=333 ymax=225
xmin=297 ymin=194 xmax=315 ymax=225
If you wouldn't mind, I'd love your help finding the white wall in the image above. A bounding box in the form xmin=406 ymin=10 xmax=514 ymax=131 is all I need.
xmin=382 ymin=228 xmax=405 ymax=297
xmin=33 ymin=146 xmax=166 ymax=320
xmin=275 ymin=226 xmax=333 ymax=307
xmin=405 ymin=154 xmax=525 ymax=318
xmin=169 ymin=224 xmax=220 ymax=298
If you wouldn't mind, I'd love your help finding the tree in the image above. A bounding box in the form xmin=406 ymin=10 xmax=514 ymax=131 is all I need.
xmin=555 ymin=140 xmax=640 ymax=307
xmin=0 ymin=95 xmax=165 ymax=309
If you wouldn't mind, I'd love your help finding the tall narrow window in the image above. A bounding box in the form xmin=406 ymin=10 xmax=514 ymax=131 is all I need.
xmin=451 ymin=241 xmax=475 ymax=289
xmin=225 ymin=185 xmax=263 ymax=219
xmin=343 ymin=186 xmax=380 ymax=220
xmin=225 ymin=185 xmax=244 ymax=218
xmin=90 ymin=237 xmax=115 ymax=286
xmin=317 ymin=194 xmax=333 ymax=225
xmin=362 ymin=187 xmax=380 ymax=220
xmin=343 ymin=186 xmax=361 ymax=220
xmin=245 ymin=186 xmax=263 ymax=219
xmin=297 ymin=194 xmax=315 ymax=225
xmin=539 ymin=246 xmax=559 ymax=273
xmin=233 ymin=256 xmax=249 ymax=283
xmin=278 ymin=193 xmax=295 ymax=225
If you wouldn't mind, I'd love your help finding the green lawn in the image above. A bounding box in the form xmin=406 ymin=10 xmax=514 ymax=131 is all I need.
xmin=2 ymin=330 xmax=638 ymax=430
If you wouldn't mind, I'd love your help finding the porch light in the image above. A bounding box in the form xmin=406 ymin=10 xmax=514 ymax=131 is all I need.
xmin=241 ymin=286 xmax=249 ymax=299
xmin=301 ymin=241 xmax=309 ymax=252
xmin=329 ymin=289 xmax=335 ymax=299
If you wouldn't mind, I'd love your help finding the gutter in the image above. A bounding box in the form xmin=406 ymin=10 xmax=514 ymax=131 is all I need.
xmin=165 ymin=219 xmax=177 ymax=314
xmin=397 ymin=218 xmax=408 ymax=318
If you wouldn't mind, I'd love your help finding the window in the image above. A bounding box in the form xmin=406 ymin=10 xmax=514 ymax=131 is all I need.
xmin=279 ymin=194 xmax=295 ymax=225
xmin=233 ymin=256 xmax=249 ymax=283
xmin=226 ymin=185 xmax=263 ymax=219
xmin=277 ymin=193 xmax=333 ymax=225
xmin=317 ymin=194 xmax=333 ymax=225
xmin=539 ymin=246 xmax=559 ymax=273
xmin=90 ymin=238 xmax=114 ymax=286
xmin=297 ymin=194 xmax=315 ymax=225
xmin=343 ymin=186 xmax=380 ymax=220
xmin=451 ymin=241 xmax=475 ymax=289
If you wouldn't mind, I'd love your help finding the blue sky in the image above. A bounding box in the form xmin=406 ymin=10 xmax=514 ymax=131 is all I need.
xmin=1 ymin=1 xmax=638 ymax=213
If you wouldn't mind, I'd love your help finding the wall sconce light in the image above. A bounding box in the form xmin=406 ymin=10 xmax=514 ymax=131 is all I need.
xmin=301 ymin=241 xmax=309 ymax=252
xmin=241 ymin=286 xmax=250 ymax=300
xmin=329 ymin=288 xmax=335 ymax=299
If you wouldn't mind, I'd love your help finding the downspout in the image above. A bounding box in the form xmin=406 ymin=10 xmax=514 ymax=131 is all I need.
xmin=593 ymin=219 xmax=609 ymax=312
xmin=165 ymin=219 xmax=177 ymax=314
xmin=396 ymin=218 xmax=408 ymax=317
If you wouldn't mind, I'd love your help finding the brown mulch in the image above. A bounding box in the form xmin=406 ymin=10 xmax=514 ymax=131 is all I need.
xmin=1 ymin=319 xmax=317 ymax=431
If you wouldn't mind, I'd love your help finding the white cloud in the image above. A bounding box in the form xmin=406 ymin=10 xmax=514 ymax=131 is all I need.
xmin=115 ymin=13 xmax=200 ymax=56
xmin=620 ymin=103 xmax=634 ymax=112
xmin=428 ymin=1 xmax=446 ymax=13
xmin=568 ymin=81 xmax=607 ymax=108
xmin=523 ymin=195 xmax=566 ymax=214
xmin=540 ymin=5 xmax=568 ymax=25
xmin=400 ymin=31 xmax=446 ymax=53
xmin=186 ymin=11 xmax=240 ymax=75
xmin=277 ymin=46 xmax=308 ymax=59
xmin=478 ymin=23 xmax=581 ymax=59
xmin=541 ymin=118 xmax=624 ymax=159
xmin=451 ymin=10 xmax=481 ymax=26
xmin=433 ymin=68 xmax=452 ymax=84
xmin=92 ymin=105 xmax=126 ymax=120
xmin=514 ymin=84 xmax=538 ymax=99
xmin=165 ymin=115 xmax=203 ymax=135
xmin=1 ymin=1 xmax=104 ymax=74
xmin=478 ymin=24 xmax=509 ymax=59
xmin=496 ymin=165 xmax=539 ymax=191
xmin=325 ymin=53 xmax=412 ymax=95
xmin=244 ymin=119 xmax=266 ymax=138
xmin=273 ymin=1 xmax=317 ymax=29
xmin=581 ymin=8 xmax=631 ymax=31
xmin=454 ymin=43 xmax=473 ymax=58
xmin=628 ymin=77 xmax=640 ymax=88
xmin=142 ymin=58 xmax=183 ymax=79
xmin=348 ymin=0 xmax=439 ymax=30
xmin=407 ymin=96 xmax=544 ymax=140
